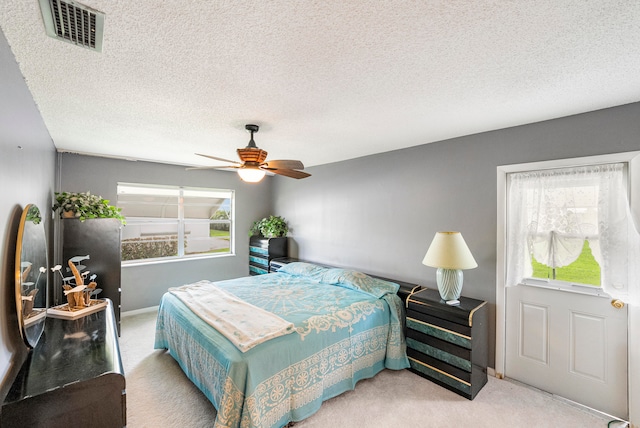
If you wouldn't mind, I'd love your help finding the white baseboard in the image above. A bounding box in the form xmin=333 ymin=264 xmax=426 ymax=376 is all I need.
xmin=121 ymin=305 xmax=159 ymax=318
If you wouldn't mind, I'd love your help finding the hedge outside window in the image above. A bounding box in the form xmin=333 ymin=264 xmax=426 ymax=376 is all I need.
xmin=117 ymin=183 xmax=233 ymax=262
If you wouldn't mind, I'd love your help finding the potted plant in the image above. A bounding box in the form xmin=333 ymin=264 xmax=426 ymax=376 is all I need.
xmin=52 ymin=191 xmax=126 ymax=224
xmin=249 ymin=215 xmax=288 ymax=238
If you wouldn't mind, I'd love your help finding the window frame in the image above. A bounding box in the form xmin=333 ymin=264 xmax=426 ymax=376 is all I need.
xmin=117 ymin=183 xmax=235 ymax=266
xmin=506 ymin=164 xmax=630 ymax=296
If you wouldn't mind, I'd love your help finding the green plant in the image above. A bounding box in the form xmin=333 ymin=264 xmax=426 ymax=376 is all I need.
xmin=52 ymin=191 xmax=126 ymax=224
xmin=249 ymin=215 xmax=288 ymax=238
xmin=25 ymin=205 xmax=42 ymax=224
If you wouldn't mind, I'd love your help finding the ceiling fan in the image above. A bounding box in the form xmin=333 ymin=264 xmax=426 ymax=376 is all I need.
xmin=194 ymin=124 xmax=311 ymax=182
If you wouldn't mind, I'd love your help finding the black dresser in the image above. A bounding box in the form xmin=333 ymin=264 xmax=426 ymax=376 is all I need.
xmin=249 ymin=236 xmax=287 ymax=275
xmin=2 ymin=300 xmax=126 ymax=427
xmin=405 ymin=288 xmax=488 ymax=399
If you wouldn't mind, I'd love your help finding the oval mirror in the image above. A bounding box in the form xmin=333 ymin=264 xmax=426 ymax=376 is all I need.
xmin=15 ymin=204 xmax=48 ymax=348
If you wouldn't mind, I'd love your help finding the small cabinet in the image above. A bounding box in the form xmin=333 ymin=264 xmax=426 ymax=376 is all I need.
xmin=405 ymin=288 xmax=488 ymax=400
xmin=249 ymin=236 xmax=287 ymax=275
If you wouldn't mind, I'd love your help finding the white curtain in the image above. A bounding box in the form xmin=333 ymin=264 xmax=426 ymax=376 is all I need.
xmin=506 ymin=163 xmax=640 ymax=305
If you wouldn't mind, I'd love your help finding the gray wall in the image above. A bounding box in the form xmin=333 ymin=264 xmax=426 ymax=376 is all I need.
xmin=273 ymin=101 xmax=640 ymax=367
xmin=57 ymin=154 xmax=274 ymax=311
xmin=0 ymin=29 xmax=56 ymax=399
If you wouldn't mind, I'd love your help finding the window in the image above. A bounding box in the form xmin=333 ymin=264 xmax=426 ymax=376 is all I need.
xmin=514 ymin=167 xmax=605 ymax=287
xmin=506 ymin=162 xmax=640 ymax=301
xmin=117 ymin=183 xmax=233 ymax=263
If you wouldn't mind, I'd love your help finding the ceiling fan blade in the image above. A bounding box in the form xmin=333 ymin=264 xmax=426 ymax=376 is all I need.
xmin=196 ymin=153 xmax=241 ymax=165
xmin=264 ymin=168 xmax=311 ymax=179
xmin=263 ymin=159 xmax=305 ymax=170
xmin=186 ymin=166 xmax=216 ymax=170
xmin=186 ymin=165 xmax=240 ymax=171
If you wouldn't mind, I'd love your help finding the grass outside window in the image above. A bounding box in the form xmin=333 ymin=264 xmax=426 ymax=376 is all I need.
xmin=531 ymin=240 xmax=601 ymax=286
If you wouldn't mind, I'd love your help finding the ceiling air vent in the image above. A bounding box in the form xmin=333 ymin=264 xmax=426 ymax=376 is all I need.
xmin=38 ymin=0 xmax=105 ymax=52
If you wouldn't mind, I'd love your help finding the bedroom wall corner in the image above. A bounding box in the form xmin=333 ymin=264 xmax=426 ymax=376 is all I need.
xmin=0 ymin=27 xmax=56 ymax=403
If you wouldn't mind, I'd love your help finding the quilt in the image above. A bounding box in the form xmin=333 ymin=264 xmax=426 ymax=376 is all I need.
xmin=154 ymin=262 xmax=409 ymax=428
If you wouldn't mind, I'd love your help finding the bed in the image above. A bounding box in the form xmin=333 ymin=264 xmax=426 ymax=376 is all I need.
xmin=154 ymin=262 xmax=409 ymax=428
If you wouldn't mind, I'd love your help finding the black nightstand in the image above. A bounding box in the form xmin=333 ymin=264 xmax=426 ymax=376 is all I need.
xmin=269 ymin=257 xmax=303 ymax=272
xmin=405 ymin=287 xmax=488 ymax=399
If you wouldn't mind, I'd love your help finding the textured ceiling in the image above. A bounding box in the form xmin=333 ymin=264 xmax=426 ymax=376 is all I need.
xmin=1 ymin=1 xmax=639 ymax=169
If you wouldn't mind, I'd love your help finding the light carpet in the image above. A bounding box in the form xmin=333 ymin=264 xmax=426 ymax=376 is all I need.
xmin=120 ymin=308 xmax=616 ymax=428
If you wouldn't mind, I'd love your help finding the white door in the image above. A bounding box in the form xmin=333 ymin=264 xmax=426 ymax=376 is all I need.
xmin=505 ymin=284 xmax=628 ymax=419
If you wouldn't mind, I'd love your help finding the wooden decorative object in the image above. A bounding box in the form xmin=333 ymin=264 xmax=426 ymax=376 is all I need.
xmin=48 ymin=299 xmax=108 ymax=320
xmin=51 ymin=255 xmax=104 ymax=319
xmin=63 ymin=258 xmax=99 ymax=310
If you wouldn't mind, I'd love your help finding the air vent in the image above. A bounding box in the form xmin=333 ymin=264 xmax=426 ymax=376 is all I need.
xmin=39 ymin=0 xmax=105 ymax=52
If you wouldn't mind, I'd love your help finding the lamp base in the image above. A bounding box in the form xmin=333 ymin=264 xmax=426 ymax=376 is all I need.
xmin=436 ymin=268 xmax=464 ymax=301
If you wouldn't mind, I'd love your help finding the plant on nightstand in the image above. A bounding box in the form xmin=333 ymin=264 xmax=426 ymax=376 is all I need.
xmin=249 ymin=215 xmax=288 ymax=238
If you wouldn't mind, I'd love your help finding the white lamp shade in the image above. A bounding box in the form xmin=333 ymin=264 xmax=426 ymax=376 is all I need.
xmin=237 ymin=167 xmax=266 ymax=183
xmin=422 ymin=231 xmax=478 ymax=270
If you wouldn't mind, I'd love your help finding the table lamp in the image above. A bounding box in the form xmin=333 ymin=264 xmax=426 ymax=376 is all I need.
xmin=422 ymin=231 xmax=477 ymax=301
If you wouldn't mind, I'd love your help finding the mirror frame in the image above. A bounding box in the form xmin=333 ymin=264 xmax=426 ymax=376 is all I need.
xmin=15 ymin=204 xmax=48 ymax=348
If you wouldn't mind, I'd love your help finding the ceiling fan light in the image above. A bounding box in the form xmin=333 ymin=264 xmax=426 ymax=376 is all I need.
xmin=237 ymin=167 xmax=266 ymax=183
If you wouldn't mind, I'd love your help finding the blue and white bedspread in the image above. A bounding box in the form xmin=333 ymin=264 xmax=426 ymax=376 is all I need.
xmin=154 ymin=262 xmax=409 ymax=428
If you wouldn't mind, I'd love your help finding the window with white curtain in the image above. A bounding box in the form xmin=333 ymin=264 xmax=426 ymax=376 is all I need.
xmin=117 ymin=183 xmax=234 ymax=263
xmin=506 ymin=162 xmax=640 ymax=303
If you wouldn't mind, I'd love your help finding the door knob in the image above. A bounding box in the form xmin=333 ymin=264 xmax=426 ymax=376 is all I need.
xmin=611 ymin=299 xmax=624 ymax=309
